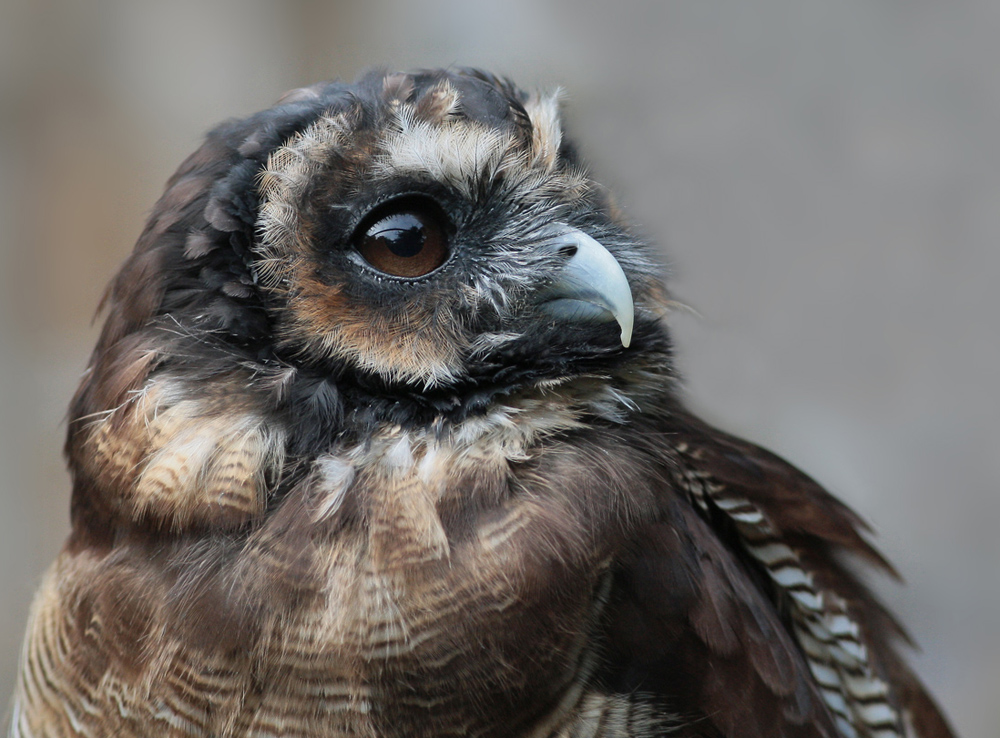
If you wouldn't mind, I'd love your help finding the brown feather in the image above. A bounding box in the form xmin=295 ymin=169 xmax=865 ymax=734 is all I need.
xmin=603 ymin=497 xmax=839 ymax=738
xmin=10 ymin=69 xmax=957 ymax=738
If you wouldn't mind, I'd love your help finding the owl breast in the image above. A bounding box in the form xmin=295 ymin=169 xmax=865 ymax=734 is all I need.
xmin=19 ymin=419 xmax=641 ymax=738
xmin=255 ymin=429 xmax=616 ymax=738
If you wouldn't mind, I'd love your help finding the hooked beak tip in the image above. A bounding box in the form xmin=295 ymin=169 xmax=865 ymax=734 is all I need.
xmin=538 ymin=225 xmax=635 ymax=348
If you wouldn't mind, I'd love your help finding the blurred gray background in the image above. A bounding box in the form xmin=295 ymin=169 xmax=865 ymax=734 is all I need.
xmin=1 ymin=1 xmax=996 ymax=735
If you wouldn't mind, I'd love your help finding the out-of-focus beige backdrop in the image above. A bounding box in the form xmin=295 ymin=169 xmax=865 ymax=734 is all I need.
xmin=1 ymin=1 xmax=996 ymax=735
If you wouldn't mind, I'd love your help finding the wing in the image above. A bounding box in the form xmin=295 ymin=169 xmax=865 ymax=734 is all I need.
xmin=599 ymin=489 xmax=839 ymax=738
xmin=599 ymin=409 xmax=957 ymax=738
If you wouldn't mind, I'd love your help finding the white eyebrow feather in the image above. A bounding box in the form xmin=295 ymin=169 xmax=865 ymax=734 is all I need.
xmin=375 ymin=112 xmax=514 ymax=197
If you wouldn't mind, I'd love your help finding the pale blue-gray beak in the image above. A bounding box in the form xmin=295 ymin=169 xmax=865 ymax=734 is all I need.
xmin=538 ymin=225 xmax=634 ymax=348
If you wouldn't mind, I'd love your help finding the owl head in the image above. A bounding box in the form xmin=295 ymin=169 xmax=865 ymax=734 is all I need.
xmin=253 ymin=70 xmax=660 ymax=385
xmin=67 ymin=69 xmax=673 ymax=533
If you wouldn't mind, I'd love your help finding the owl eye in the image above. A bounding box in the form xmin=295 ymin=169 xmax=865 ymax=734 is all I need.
xmin=354 ymin=200 xmax=450 ymax=278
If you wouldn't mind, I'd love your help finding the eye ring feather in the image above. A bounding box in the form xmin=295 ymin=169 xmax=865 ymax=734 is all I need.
xmin=352 ymin=196 xmax=451 ymax=279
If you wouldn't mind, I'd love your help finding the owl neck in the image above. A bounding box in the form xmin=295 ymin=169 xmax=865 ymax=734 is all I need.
xmin=279 ymin=327 xmax=674 ymax=451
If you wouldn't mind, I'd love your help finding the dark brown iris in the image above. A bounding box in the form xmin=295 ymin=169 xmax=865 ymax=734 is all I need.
xmin=355 ymin=203 xmax=449 ymax=278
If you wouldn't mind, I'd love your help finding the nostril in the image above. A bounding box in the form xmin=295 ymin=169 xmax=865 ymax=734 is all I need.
xmin=558 ymin=244 xmax=578 ymax=258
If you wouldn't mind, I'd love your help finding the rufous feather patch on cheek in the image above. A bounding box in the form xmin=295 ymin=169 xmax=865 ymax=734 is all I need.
xmin=282 ymin=273 xmax=466 ymax=386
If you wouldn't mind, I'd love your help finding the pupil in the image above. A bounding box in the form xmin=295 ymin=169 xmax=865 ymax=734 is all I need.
xmin=381 ymin=216 xmax=425 ymax=258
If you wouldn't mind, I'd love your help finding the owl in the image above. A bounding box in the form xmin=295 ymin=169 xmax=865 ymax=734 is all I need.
xmin=10 ymin=69 xmax=957 ymax=738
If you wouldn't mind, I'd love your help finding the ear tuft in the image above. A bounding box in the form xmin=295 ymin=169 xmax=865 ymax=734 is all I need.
xmin=524 ymin=91 xmax=564 ymax=171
